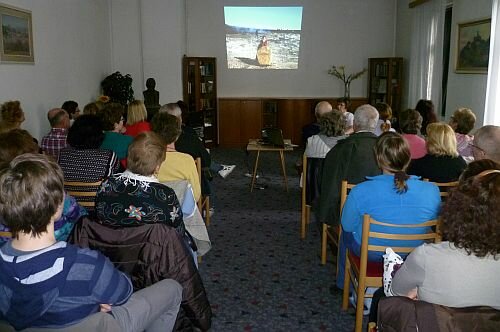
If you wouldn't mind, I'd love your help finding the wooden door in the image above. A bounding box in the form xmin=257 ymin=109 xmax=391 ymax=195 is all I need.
xmin=218 ymin=99 xmax=241 ymax=147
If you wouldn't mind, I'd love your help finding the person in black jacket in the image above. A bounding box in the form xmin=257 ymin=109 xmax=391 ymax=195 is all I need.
xmin=317 ymin=104 xmax=382 ymax=227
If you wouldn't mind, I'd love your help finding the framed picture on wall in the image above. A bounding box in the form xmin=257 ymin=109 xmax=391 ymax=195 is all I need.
xmin=455 ymin=18 xmax=491 ymax=74
xmin=0 ymin=3 xmax=34 ymax=63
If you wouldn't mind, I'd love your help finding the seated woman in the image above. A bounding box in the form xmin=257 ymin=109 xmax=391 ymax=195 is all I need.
xmin=305 ymin=110 xmax=346 ymax=158
xmin=336 ymin=132 xmax=441 ymax=289
xmin=0 ymin=100 xmax=25 ymax=134
xmin=391 ymin=159 xmax=500 ymax=309
xmin=400 ymin=109 xmax=427 ymax=159
xmin=374 ymin=102 xmax=396 ymax=136
xmin=449 ymin=107 xmax=476 ymax=161
xmin=58 ymin=115 xmax=120 ymax=210
xmin=0 ymin=129 xmax=86 ymax=244
xmin=96 ymin=131 xmax=196 ymax=256
xmin=408 ymin=122 xmax=467 ymax=182
xmin=124 ymin=100 xmax=151 ymax=137
xmin=152 ymin=112 xmax=201 ymax=201
xmin=99 ymin=103 xmax=133 ymax=166
xmin=415 ymin=99 xmax=437 ymax=136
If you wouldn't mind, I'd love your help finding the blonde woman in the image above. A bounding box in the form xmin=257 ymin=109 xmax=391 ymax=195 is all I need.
xmin=449 ymin=107 xmax=476 ymax=160
xmin=125 ymin=100 xmax=151 ymax=137
xmin=408 ymin=122 xmax=466 ymax=182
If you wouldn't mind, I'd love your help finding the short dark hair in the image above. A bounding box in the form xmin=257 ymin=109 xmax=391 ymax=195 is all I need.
xmin=0 ymin=129 xmax=39 ymax=164
xmin=151 ymin=113 xmax=181 ymax=145
xmin=337 ymin=97 xmax=350 ymax=107
xmin=127 ymin=132 xmax=166 ymax=176
xmin=100 ymin=103 xmax=124 ymax=131
xmin=61 ymin=100 xmax=79 ymax=117
xmin=0 ymin=153 xmax=64 ymax=238
xmin=441 ymin=163 xmax=500 ymax=258
xmin=67 ymin=114 xmax=105 ymax=149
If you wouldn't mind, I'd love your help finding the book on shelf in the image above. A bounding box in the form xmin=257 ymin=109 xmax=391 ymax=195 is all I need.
xmin=377 ymin=79 xmax=387 ymax=93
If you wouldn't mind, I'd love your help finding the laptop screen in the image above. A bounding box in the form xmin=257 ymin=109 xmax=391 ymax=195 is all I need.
xmin=261 ymin=128 xmax=285 ymax=147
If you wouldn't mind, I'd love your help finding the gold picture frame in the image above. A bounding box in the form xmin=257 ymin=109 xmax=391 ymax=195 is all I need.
xmin=455 ymin=18 xmax=490 ymax=74
xmin=0 ymin=3 xmax=34 ymax=63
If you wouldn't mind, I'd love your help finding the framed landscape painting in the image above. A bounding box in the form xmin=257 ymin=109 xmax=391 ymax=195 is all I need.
xmin=455 ymin=18 xmax=490 ymax=74
xmin=0 ymin=3 xmax=34 ymax=63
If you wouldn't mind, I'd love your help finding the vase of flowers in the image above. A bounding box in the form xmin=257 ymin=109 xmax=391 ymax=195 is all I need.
xmin=328 ymin=65 xmax=367 ymax=100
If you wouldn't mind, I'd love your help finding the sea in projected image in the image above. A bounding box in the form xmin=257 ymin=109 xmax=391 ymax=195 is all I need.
xmin=224 ymin=6 xmax=303 ymax=70
xmin=226 ymin=29 xmax=301 ymax=69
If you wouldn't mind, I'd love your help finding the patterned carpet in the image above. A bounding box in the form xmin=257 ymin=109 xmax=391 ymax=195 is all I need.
xmin=198 ymin=147 xmax=356 ymax=331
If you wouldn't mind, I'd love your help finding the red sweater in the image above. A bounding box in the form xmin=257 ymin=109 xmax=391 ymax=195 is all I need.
xmin=125 ymin=121 xmax=151 ymax=137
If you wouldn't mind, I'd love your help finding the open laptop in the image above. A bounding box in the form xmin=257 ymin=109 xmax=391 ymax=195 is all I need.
xmin=260 ymin=127 xmax=286 ymax=148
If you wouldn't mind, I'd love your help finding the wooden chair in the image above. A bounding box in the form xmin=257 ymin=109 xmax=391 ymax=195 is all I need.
xmin=300 ymin=154 xmax=324 ymax=239
xmin=195 ymin=158 xmax=210 ymax=226
xmin=341 ymin=214 xmax=441 ymax=332
xmin=300 ymin=153 xmax=310 ymax=239
xmin=433 ymin=180 xmax=459 ymax=199
xmin=321 ymin=180 xmax=356 ymax=270
xmin=64 ymin=180 xmax=102 ymax=211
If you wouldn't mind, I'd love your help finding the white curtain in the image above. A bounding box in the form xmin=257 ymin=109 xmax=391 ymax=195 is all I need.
xmin=408 ymin=0 xmax=447 ymax=113
xmin=484 ymin=0 xmax=500 ymax=125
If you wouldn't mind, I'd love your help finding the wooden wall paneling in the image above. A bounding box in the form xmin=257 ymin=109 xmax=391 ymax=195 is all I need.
xmin=240 ymin=100 xmax=262 ymax=146
xmin=277 ymin=99 xmax=312 ymax=145
xmin=219 ymin=99 xmax=241 ymax=147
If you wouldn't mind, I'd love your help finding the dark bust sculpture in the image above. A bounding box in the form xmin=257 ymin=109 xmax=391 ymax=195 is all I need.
xmin=143 ymin=78 xmax=160 ymax=121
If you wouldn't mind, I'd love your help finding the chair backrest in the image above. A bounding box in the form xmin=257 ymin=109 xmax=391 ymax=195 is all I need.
xmin=195 ymin=157 xmax=202 ymax=185
xmin=340 ymin=180 xmax=356 ymax=216
xmin=433 ymin=180 xmax=459 ymax=198
xmin=423 ymin=179 xmax=459 ymax=199
xmin=304 ymin=156 xmax=325 ymax=205
xmin=64 ymin=180 xmax=102 ymax=210
xmin=360 ymin=214 xmax=441 ymax=257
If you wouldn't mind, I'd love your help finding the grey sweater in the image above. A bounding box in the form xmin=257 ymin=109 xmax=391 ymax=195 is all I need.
xmin=391 ymin=241 xmax=500 ymax=310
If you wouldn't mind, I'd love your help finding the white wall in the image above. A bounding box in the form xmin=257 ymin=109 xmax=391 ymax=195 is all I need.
xmin=445 ymin=0 xmax=492 ymax=127
xmin=395 ymin=0 xmax=413 ymax=110
xmin=186 ymin=0 xmax=396 ymax=98
xmin=396 ymin=0 xmax=492 ymax=128
xmin=109 ymin=0 xmax=186 ymax=104
xmin=0 ymin=0 xmax=111 ymax=140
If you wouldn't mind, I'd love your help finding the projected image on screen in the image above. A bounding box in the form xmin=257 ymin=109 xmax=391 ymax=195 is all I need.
xmin=224 ymin=6 xmax=303 ymax=69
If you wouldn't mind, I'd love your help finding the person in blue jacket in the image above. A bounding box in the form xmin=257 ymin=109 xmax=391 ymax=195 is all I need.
xmin=337 ymin=132 xmax=441 ymax=289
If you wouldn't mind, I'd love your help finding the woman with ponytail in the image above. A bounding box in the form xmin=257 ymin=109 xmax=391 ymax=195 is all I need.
xmin=335 ymin=132 xmax=441 ymax=290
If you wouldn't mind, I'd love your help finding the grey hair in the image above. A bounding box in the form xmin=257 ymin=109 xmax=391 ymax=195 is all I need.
xmin=354 ymin=104 xmax=379 ymax=132
xmin=158 ymin=103 xmax=182 ymax=118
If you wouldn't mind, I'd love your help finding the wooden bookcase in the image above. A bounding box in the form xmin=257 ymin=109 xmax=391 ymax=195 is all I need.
xmin=368 ymin=57 xmax=403 ymax=115
xmin=182 ymin=56 xmax=218 ymax=146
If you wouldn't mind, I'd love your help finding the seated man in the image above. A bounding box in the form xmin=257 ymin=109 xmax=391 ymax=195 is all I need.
xmin=317 ymin=104 xmax=382 ymax=227
xmin=0 ymin=153 xmax=182 ymax=331
xmin=302 ymin=101 xmax=333 ymax=146
xmin=152 ymin=112 xmax=202 ymax=201
xmin=472 ymin=125 xmax=500 ymax=163
xmin=41 ymin=108 xmax=70 ymax=160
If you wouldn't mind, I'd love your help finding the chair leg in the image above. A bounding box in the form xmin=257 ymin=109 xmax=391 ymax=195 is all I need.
xmin=300 ymin=204 xmax=306 ymax=239
xmin=321 ymin=223 xmax=328 ymax=265
xmin=205 ymin=196 xmax=210 ymax=226
xmin=354 ymin=278 xmax=366 ymax=332
xmin=341 ymin=251 xmax=350 ymax=311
